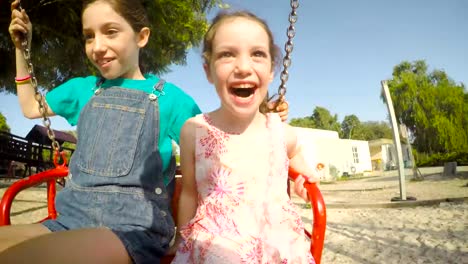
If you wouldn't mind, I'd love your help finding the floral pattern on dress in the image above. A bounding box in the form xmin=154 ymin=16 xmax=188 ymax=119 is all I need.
xmin=198 ymin=114 xmax=230 ymax=159
xmin=172 ymin=113 xmax=314 ymax=264
xmin=205 ymin=165 xmax=245 ymax=208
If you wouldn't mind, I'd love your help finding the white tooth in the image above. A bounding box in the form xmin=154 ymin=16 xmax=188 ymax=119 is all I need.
xmin=232 ymin=84 xmax=254 ymax=89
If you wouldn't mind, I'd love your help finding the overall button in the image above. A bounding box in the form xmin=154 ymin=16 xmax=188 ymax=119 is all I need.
xmin=161 ymin=211 xmax=167 ymax=217
xmin=155 ymin=187 xmax=162 ymax=195
xmin=149 ymin=93 xmax=157 ymax=101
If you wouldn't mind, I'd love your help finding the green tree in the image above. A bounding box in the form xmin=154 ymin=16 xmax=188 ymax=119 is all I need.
xmin=0 ymin=112 xmax=10 ymax=132
xmin=312 ymin=106 xmax=341 ymax=134
xmin=358 ymin=121 xmax=392 ymax=141
xmin=0 ymin=0 xmax=220 ymax=93
xmin=290 ymin=106 xmax=341 ymax=134
xmin=341 ymin=114 xmax=360 ymax=139
xmin=384 ymin=60 xmax=468 ymax=153
xmin=289 ymin=116 xmax=315 ymax=128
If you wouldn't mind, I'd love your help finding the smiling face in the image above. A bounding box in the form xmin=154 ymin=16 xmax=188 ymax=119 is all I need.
xmin=204 ymin=17 xmax=275 ymax=118
xmin=82 ymin=0 xmax=149 ymax=79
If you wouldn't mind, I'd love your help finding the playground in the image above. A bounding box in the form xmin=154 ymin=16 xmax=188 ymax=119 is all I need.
xmin=1 ymin=0 xmax=467 ymax=262
xmin=1 ymin=168 xmax=466 ymax=263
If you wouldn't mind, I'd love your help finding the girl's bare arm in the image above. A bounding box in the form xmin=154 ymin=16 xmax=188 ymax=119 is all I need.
xmin=284 ymin=124 xmax=319 ymax=201
xmin=169 ymin=118 xmax=199 ymax=252
xmin=9 ymin=0 xmax=55 ymax=119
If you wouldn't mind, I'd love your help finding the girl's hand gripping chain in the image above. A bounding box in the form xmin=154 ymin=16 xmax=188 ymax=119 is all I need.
xmin=275 ymin=99 xmax=289 ymax=121
xmin=9 ymin=0 xmax=32 ymax=50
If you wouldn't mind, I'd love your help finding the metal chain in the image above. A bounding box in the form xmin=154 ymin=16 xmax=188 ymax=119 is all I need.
xmin=270 ymin=0 xmax=298 ymax=110
xmin=18 ymin=6 xmax=61 ymax=153
xmin=278 ymin=0 xmax=298 ymax=97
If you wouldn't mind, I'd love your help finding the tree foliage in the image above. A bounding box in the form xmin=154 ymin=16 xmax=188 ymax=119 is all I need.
xmin=341 ymin=114 xmax=360 ymax=139
xmin=0 ymin=0 xmax=219 ymax=93
xmin=384 ymin=60 xmax=468 ymax=154
xmin=289 ymin=116 xmax=315 ymax=128
xmin=357 ymin=121 xmax=393 ymax=141
xmin=0 ymin=112 xmax=10 ymax=132
xmin=289 ymin=106 xmax=341 ymax=135
xmin=290 ymin=107 xmax=393 ymax=141
xmin=341 ymin=115 xmax=392 ymax=140
xmin=312 ymin=107 xmax=341 ymax=134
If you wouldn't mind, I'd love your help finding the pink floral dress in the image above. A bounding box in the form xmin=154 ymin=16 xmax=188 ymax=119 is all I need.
xmin=172 ymin=113 xmax=314 ymax=264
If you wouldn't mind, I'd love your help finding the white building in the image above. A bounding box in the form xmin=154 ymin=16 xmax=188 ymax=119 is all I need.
xmin=293 ymin=127 xmax=372 ymax=180
xmin=368 ymin=138 xmax=412 ymax=171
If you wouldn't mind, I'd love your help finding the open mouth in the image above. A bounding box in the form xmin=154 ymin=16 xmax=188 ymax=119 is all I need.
xmin=230 ymin=83 xmax=257 ymax=98
xmin=231 ymin=87 xmax=256 ymax=97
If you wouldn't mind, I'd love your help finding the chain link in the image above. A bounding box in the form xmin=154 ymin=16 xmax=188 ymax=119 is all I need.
xmin=269 ymin=0 xmax=298 ymax=110
xmin=19 ymin=20 xmax=61 ymax=153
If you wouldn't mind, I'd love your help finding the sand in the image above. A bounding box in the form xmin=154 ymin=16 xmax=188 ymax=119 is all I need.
xmin=1 ymin=170 xmax=467 ymax=263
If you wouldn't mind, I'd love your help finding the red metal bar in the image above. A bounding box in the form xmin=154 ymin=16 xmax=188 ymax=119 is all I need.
xmin=0 ymin=166 xmax=68 ymax=225
xmin=47 ymin=179 xmax=58 ymax=220
xmin=289 ymin=167 xmax=327 ymax=264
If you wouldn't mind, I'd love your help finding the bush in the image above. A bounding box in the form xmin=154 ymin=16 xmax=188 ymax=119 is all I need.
xmin=416 ymin=151 xmax=468 ymax=167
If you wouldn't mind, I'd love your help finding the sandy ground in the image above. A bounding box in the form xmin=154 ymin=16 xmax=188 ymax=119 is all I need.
xmin=293 ymin=172 xmax=468 ymax=264
xmin=1 ymin=171 xmax=467 ymax=263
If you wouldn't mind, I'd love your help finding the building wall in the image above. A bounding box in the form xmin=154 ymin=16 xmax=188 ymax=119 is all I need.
xmin=369 ymin=139 xmax=413 ymax=170
xmin=294 ymin=127 xmax=372 ymax=180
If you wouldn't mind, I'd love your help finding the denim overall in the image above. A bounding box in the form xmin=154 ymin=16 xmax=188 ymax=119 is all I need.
xmin=43 ymin=80 xmax=175 ymax=263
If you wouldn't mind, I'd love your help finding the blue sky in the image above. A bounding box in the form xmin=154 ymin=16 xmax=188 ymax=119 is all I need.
xmin=1 ymin=0 xmax=467 ymax=137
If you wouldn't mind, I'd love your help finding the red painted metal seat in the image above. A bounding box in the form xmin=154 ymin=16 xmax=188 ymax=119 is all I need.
xmin=1 ymin=166 xmax=326 ymax=263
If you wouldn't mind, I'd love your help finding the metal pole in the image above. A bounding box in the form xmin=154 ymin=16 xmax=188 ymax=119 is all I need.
xmin=381 ymin=80 xmax=407 ymax=201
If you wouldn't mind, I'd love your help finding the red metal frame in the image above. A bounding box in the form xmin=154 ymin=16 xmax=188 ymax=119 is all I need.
xmin=0 ymin=151 xmax=68 ymax=225
xmin=0 ymin=166 xmax=68 ymax=225
xmin=0 ymin=165 xmax=326 ymax=263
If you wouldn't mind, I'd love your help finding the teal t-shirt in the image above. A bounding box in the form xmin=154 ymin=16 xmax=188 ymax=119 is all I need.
xmin=45 ymin=74 xmax=201 ymax=183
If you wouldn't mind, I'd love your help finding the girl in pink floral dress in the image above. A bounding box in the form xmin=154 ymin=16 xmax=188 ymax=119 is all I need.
xmin=171 ymin=11 xmax=318 ymax=264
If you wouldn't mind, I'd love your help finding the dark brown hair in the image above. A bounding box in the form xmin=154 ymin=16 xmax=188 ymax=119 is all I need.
xmin=82 ymin=0 xmax=150 ymax=32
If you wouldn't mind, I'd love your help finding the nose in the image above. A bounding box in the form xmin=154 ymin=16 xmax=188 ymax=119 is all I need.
xmin=234 ymin=55 xmax=252 ymax=75
xmin=92 ymin=34 xmax=107 ymax=54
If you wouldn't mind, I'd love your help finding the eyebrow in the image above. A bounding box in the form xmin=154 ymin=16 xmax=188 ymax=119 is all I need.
xmin=215 ymin=44 xmax=269 ymax=50
xmin=83 ymin=22 xmax=122 ymax=32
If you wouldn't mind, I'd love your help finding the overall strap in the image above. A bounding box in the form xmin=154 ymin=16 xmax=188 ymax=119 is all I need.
xmin=149 ymin=78 xmax=166 ymax=100
xmin=93 ymin=77 xmax=106 ymax=95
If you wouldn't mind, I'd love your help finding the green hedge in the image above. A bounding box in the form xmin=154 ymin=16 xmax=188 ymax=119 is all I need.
xmin=416 ymin=151 xmax=468 ymax=167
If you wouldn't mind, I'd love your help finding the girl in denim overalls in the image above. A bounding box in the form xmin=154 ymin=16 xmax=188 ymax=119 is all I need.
xmin=3 ymin=1 xmax=290 ymax=263
xmin=1 ymin=0 xmax=200 ymax=263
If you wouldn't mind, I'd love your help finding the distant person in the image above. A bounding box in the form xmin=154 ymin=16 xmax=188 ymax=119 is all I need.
xmin=170 ymin=11 xmax=318 ymax=263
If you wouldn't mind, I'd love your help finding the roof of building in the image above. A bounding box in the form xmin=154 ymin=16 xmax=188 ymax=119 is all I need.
xmin=25 ymin=125 xmax=77 ymax=145
xmin=368 ymin=138 xmax=394 ymax=147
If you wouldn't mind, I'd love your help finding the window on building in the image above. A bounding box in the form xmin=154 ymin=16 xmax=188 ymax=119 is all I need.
xmin=352 ymin=146 xmax=359 ymax=163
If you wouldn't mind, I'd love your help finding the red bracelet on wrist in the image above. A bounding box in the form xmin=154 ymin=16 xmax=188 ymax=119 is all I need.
xmin=15 ymin=75 xmax=32 ymax=82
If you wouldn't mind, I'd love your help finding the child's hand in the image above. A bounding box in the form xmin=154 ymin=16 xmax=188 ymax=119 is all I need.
xmin=165 ymin=231 xmax=181 ymax=256
xmin=293 ymin=176 xmax=309 ymax=202
xmin=276 ymin=100 xmax=289 ymax=122
xmin=292 ymin=174 xmax=320 ymax=202
xmin=267 ymin=99 xmax=289 ymax=121
xmin=9 ymin=0 xmax=32 ymax=49
xmin=165 ymin=243 xmax=178 ymax=256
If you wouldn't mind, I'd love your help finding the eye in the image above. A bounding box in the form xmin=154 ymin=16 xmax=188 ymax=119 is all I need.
xmin=83 ymin=33 xmax=94 ymax=42
xmin=253 ymin=50 xmax=267 ymax=58
xmin=106 ymin=29 xmax=119 ymax=36
xmin=218 ymin=51 xmax=233 ymax=58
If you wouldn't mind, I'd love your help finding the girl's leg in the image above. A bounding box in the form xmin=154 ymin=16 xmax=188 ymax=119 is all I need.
xmin=0 ymin=227 xmax=132 ymax=264
xmin=0 ymin=223 xmax=50 ymax=252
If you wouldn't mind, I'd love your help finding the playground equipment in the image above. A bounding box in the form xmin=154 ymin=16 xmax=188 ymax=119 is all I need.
xmin=1 ymin=0 xmax=327 ymax=263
